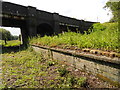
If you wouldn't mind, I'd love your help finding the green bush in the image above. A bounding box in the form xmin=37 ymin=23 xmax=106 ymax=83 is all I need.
xmin=30 ymin=22 xmax=119 ymax=52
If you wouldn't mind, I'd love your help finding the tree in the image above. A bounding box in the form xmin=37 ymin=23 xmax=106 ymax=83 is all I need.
xmin=0 ymin=28 xmax=12 ymax=44
xmin=104 ymin=1 xmax=120 ymax=22
xmin=11 ymin=35 xmax=19 ymax=40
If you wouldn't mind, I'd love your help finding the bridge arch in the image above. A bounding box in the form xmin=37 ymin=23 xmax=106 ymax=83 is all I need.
xmin=37 ymin=23 xmax=53 ymax=36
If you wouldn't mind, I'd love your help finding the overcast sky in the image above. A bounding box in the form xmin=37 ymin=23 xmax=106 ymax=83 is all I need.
xmin=1 ymin=0 xmax=112 ymax=35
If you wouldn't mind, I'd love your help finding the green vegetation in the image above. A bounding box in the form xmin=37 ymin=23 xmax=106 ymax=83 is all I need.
xmin=104 ymin=0 xmax=120 ymax=22
xmin=2 ymin=48 xmax=87 ymax=88
xmin=0 ymin=28 xmax=12 ymax=41
xmin=58 ymin=66 xmax=69 ymax=77
xmin=0 ymin=40 xmax=21 ymax=47
xmin=30 ymin=22 xmax=119 ymax=53
xmin=0 ymin=28 xmax=19 ymax=41
xmin=0 ymin=28 xmax=20 ymax=46
xmin=2 ymin=22 xmax=118 ymax=88
xmin=0 ymin=28 xmax=12 ymax=44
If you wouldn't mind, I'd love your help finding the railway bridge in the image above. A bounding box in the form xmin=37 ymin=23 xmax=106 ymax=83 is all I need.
xmin=0 ymin=1 xmax=95 ymax=44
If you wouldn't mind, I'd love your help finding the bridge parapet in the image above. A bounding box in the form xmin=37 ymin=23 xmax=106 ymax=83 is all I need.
xmin=59 ymin=15 xmax=80 ymax=26
xmin=37 ymin=10 xmax=53 ymax=21
xmin=2 ymin=1 xmax=27 ymax=17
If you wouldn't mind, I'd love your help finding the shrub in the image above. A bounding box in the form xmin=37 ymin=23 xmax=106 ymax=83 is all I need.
xmin=30 ymin=22 xmax=119 ymax=52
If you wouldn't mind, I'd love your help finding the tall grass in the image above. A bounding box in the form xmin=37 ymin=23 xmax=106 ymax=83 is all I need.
xmin=30 ymin=22 xmax=119 ymax=53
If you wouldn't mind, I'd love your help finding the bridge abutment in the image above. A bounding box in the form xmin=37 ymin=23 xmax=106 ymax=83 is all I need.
xmin=27 ymin=6 xmax=37 ymax=37
xmin=53 ymin=13 xmax=61 ymax=34
xmin=20 ymin=26 xmax=28 ymax=45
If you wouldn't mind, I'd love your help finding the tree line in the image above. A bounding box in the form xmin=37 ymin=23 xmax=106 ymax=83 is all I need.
xmin=0 ymin=28 xmax=20 ymax=44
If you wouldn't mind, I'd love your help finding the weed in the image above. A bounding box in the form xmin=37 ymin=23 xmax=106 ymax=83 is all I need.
xmin=77 ymin=77 xmax=87 ymax=86
xmin=30 ymin=22 xmax=119 ymax=53
xmin=47 ymin=60 xmax=56 ymax=66
xmin=67 ymin=75 xmax=76 ymax=86
xmin=2 ymin=47 xmax=113 ymax=88
xmin=57 ymin=67 xmax=69 ymax=77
